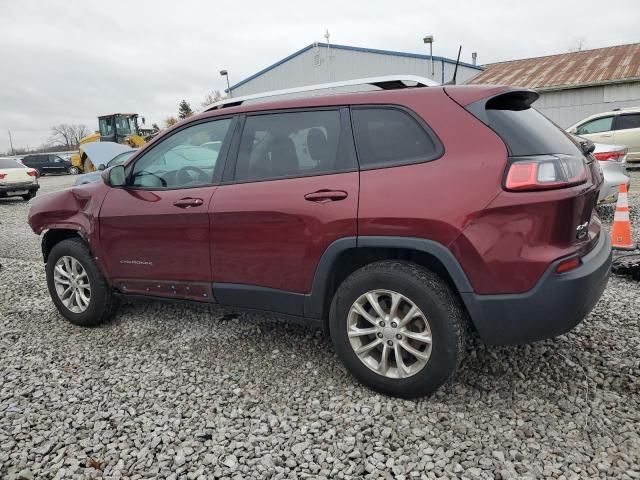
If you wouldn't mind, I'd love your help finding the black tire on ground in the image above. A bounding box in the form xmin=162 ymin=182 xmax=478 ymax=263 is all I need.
xmin=45 ymin=238 xmax=119 ymax=327
xmin=68 ymin=166 xmax=80 ymax=175
xmin=329 ymin=260 xmax=466 ymax=399
xmin=21 ymin=191 xmax=36 ymax=201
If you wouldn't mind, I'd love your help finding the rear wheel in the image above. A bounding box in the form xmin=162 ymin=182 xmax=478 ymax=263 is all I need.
xmin=329 ymin=260 xmax=466 ymax=398
xmin=46 ymin=238 xmax=118 ymax=326
xmin=21 ymin=191 xmax=36 ymax=201
xmin=69 ymin=166 xmax=80 ymax=175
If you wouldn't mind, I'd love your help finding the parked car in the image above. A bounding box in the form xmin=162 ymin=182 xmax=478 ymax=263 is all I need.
xmin=28 ymin=80 xmax=611 ymax=398
xmin=73 ymin=143 xmax=135 ymax=186
xmin=0 ymin=158 xmax=39 ymax=200
xmin=567 ymin=107 xmax=640 ymax=162
xmin=572 ymin=135 xmax=630 ymax=204
xmin=21 ymin=154 xmax=72 ymax=176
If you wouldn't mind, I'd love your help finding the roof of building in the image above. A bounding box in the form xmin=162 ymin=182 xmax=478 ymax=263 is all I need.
xmin=228 ymin=42 xmax=483 ymax=92
xmin=468 ymin=43 xmax=640 ymax=91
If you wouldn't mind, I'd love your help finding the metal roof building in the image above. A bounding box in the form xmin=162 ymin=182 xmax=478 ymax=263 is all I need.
xmin=227 ymin=43 xmax=483 ymax=98
xmin=468 ymin=43 xmax=640 ymax=127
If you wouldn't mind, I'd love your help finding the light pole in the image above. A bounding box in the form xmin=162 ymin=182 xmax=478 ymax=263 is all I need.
xmin=220 ymin=70 xmax=231 ymax=98
xmin=423 ymin=35 xmax=434 ymax=78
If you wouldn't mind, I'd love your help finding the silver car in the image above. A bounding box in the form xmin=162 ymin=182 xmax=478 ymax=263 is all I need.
xmin=593 ymin=142 xmax=630 ymax=204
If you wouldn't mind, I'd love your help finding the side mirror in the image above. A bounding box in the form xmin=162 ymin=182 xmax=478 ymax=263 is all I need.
xmin=98 ymin=164 xmax=106 ymax=171
xmin=102 ymin=165 xmax=126 ymax=187
xmin=568 ymin=127 xmax=577 ymax=134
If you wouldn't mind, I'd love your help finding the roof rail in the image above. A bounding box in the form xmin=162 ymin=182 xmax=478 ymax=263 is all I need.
xmin=205 ymin=75 xmax=439 ymax=110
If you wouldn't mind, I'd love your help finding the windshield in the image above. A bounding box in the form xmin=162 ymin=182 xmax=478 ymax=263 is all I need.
xmin=0 ymin=159 xmax=23 ymax=169
xmin=108 ymin=151 xmax=135 ymax=167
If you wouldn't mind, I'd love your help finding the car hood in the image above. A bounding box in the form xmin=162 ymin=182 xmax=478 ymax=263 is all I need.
xmin=82 ymin=142 xmax=134 ymax=168
xmin=74 ymin=171 xmax=102 ymax=186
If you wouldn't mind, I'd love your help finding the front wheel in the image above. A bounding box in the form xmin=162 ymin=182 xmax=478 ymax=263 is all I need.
xmin=68 ymin=166 xmax=80 ymax=175
xmin=329 ymin=260 xmax=466 ymax=398
xmin=46 ymin=238 xmax=118 ymax=326
xmin=21 ymin=191 xmax=36 ymax=201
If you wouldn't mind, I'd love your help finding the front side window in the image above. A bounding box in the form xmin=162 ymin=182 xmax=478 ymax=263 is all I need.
xmin=615 ymin=114 xmax=640 ymax=131
xmin=351 ymin=108 xmax=441 ymax=169
xmin=130 ymin=118 xmax=232 ymax=188
xmin=576 ymin=117 xmax=613 ymax=135
xmin=234 ymin=110 xmax=348 ymax=182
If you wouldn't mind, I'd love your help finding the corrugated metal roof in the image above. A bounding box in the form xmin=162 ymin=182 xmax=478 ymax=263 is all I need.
xmin=468 ymin=43 xmax=640 ymax=90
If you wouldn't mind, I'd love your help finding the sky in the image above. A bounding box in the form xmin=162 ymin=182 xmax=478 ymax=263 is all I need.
xmin=1 ymin=0 xmax=639 ymax=153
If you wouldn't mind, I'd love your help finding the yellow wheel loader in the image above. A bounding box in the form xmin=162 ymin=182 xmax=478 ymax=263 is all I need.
xmin=70 ymin=113 xmax=147 ymax=174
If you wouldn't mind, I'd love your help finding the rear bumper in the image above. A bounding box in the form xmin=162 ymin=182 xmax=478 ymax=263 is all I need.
xmin=0 ymin=182 xmax=39 ymax=196
xmin=462 ymin=233 xmax=612 ymax=345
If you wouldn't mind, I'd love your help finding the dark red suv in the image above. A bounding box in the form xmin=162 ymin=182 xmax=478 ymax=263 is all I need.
xmin=28 ymin=82 xmax=611 ymax=398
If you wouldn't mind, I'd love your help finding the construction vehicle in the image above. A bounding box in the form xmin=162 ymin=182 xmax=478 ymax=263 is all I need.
xmin=70 ymin=113 xmax=147 ymax=174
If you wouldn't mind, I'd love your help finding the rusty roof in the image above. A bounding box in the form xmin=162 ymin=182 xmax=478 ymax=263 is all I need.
xmin=468 ymin=43 xmax=640 ymax=90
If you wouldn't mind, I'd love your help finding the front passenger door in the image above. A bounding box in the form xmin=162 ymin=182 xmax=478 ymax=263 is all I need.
xmin=99 ymin=117 xmax=234 ymax=300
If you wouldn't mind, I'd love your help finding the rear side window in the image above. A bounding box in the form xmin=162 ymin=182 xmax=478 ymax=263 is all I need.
xmin=0 ymin=159 xmax=22 ymax=169
xmin=351 ymin=108 xmax=442 ymax=169
xmin=472 ymin=92 xmax=582 ymax=156
xmin=23 ymin=156 xmax=40 ymax=164
xmin=234 ymin=110 xmax=354 ymax=182
xmin=576 ymin=117 xmax=614 ymax=135
xmin=615 ymin=114 xmax=640 ymax=131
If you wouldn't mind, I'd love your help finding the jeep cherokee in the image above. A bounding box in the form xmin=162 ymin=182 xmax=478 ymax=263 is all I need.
xmin=28 ymin=81 xmax=611 ymax=398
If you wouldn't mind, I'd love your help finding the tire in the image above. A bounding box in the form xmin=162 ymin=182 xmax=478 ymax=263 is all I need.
xmin=69 ymin=166 xmax=80 ymax=175
xmin=329 ymin=260 xmax=466 ymax=398
xmin=45 ymin=238 xmax=118 ymax=326
xmin=21 ymin=191 xmax=36 ymax=201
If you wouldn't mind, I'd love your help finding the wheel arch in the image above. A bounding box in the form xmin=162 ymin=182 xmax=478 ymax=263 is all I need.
xmin=42 ymin=228 xmax=88 ymax=263
xmin=305 ymin=236 xmax=474 ymax=323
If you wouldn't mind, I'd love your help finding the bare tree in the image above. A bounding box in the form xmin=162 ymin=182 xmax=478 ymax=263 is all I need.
xmin=201 ymin=90 xmax=225 ymax=108
xmin=49 ymin=124 xmax=91 ymax=150
xmin=164 ymin=116 xmax=178 ymax=128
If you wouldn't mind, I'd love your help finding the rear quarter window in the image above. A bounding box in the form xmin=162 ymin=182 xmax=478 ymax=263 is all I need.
xmin=351 ymin=107 xmax=443 ymax=169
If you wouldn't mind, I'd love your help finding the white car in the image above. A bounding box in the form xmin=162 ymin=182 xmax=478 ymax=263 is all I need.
xmin=593 ymin=142 xmax=630 ymax=204
xmin=0 ymin=158 xmax=40 ymax=200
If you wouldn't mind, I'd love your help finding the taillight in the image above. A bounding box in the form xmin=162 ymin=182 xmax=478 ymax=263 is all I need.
xmin=504 ymin=155 xmax=587 ymax=192
xmin=27 ymin=169 xmax=38 ymax=177
xmin=593 ymin=150 xmax=627 ymax=162
xmin=0 ymin=173 xmax=6 ymax=179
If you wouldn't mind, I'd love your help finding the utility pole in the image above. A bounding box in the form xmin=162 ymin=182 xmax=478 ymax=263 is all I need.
xmin=8 ymin=130 xmax=15 ymax=155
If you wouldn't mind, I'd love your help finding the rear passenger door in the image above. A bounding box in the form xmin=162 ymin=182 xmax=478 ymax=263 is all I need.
xmin=613 ymin=113 xmax=640 ymax=161
xmin=210 ymin=108 xmax=358 ymax=315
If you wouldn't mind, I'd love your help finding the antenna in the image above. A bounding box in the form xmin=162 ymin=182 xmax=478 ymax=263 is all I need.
xmin=324 ymin=29 xmax=332 ymax=81
xmin=447 ymin=45 xmax=462 ymax=85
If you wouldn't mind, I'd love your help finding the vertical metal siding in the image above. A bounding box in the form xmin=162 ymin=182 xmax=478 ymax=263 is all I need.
xmin=534 ymin=82 xmax=640 ymax=127
xmin=232 ymin=48 xmax=480 ymax=97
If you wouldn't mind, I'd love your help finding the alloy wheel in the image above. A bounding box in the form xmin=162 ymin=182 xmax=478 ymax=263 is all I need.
xmin=347 ymin=289 xmax=432 ymax=379
xmin=53 ymin=256 xmax=92 ymax=313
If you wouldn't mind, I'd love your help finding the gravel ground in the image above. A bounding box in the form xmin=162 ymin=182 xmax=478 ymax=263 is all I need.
xmin=1 ymin=173 xmax=639 ymax=480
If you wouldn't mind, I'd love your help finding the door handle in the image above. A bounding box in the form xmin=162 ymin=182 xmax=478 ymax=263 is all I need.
xmin=304 ymin=190 xmax=348 ymax=202
xmin=173 ymin=197 xmax=204 ymax=208
xmin=601 ymin=134 xmax=612 ymax=138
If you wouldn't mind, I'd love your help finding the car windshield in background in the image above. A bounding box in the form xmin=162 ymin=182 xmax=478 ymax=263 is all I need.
xmin=0 ymin=159 xmax=23 ymax=169
xmin=108 ymin=151 xmax=135 ymax=168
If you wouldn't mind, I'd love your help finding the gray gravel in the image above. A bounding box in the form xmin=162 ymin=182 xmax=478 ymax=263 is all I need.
xmin=1 ymin=174 xmax=639 ymax=479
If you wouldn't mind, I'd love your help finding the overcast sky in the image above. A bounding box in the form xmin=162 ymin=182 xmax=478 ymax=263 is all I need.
xmin=1 ymin=0 xmax=639 ymax=153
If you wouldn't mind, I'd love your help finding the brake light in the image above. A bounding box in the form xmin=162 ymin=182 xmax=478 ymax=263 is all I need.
xmin=27 ymin=169 xmax=38 ymax=177
xmin=593 ymin=150 xmax=627 ymax=162
xmin=504 ymin=155 xmax=587 ymax=191
xmin=0 ymin=173 xmax=6 ymax=179
xmin=556 ymin=257 xmax=581 ymax=274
